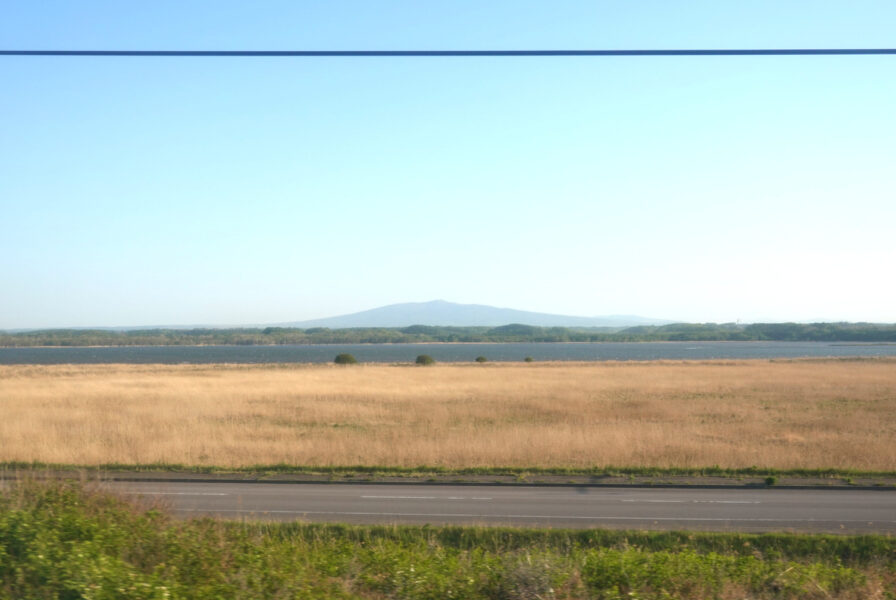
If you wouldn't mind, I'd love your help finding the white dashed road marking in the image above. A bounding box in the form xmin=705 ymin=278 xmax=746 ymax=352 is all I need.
xmin=135 ymin=492 xmax=229 ymax=496
xmin=361 ymin=495 xmax=492 ymax=500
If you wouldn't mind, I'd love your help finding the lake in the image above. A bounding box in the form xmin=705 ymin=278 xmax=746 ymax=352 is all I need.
xmin=1 ymin=341 xmax=895 ymax=365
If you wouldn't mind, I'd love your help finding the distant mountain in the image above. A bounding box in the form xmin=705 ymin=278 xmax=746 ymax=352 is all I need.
xmin=284 ymin=300 xmax=672 ymax=329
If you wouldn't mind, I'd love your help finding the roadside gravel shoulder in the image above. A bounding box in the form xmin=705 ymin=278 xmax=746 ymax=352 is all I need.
xmin=6 ymin=468 xmax=896 ymax=490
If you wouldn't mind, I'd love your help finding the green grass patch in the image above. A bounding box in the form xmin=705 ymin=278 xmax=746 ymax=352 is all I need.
xmin=1 ymin=480 xmax=893 ymax=599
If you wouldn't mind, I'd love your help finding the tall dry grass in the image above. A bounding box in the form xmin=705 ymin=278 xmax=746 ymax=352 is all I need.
xmin=1 ymin=360 xmax=894 ymax=469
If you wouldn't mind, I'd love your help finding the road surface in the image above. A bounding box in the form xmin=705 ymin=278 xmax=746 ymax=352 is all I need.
xmin=103 ymin=482 xmax=896 ymax=533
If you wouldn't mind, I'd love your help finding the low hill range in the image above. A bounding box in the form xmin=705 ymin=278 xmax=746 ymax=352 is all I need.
xmin=281 ymin=300 xmax=672 ymax=329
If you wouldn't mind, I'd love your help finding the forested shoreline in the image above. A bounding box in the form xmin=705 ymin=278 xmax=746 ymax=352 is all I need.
xmin=2 ymin=322 xmax=896 ymax=347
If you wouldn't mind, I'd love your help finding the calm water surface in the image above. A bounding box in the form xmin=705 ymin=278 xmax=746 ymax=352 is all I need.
xmin=1 ymin=342 xmax=895 ymax=365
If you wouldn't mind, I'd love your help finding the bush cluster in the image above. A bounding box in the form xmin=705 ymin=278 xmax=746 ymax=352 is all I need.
xmin=333 ymin=353 xmax=358 ymax=365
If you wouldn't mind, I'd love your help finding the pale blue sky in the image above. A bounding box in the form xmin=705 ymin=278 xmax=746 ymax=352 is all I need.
xmin=2 ymin=1 xmax=895 ymax=328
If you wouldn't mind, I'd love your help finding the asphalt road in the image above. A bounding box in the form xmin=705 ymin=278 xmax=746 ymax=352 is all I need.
xmin=104 ymin=482 xmax=896 ymax=533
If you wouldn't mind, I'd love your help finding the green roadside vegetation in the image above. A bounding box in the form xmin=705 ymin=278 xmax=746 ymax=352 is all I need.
xmin=2 ymin=480 xmax=893 ymax=599
xmin=3 ymin=322 xmax=896 ymax=346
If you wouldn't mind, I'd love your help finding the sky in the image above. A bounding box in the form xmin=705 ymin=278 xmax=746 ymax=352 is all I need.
xmin=2 ymin=1 xmax=895 ymax=328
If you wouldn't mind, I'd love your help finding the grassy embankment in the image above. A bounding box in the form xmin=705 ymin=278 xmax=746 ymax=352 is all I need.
xmin=1 ymin=480 xmax=894 ymax=599
xmin=1 ymin=359 xmax=895 ymax=473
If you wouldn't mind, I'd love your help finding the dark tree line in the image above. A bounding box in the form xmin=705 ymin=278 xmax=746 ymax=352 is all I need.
xmin=2 ymin=322 xmax=896 ymax=347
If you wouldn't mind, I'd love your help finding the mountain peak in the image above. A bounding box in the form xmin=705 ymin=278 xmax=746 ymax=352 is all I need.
xmin=285 ymin=301 xmax=670 ymax=329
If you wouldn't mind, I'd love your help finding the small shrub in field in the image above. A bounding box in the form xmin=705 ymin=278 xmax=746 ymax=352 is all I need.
xmin=475 ymin=356 xmax=488 ymax=363
xmin=765 ymin=476 xmax=777 ymax=486
xmin=415 ymin=354 xmax=435 ymax=366
xmin=524 ymin=356 xmax=534 ymax=363
xmin=334 ymin=353 xmax=357 ymax=365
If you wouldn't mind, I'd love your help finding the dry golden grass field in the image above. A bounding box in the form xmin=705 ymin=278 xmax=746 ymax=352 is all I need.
xmin=1 ymin=359 xmax=894 ymax=470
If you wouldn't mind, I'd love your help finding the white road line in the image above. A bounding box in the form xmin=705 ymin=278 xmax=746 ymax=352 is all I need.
xmin=132 ymin=492 xmax=229 ymax=496
xmin=693 ymin=500 xmax=760 ymax=504
xmin=621 ymin=499 xmax=759 ymax=504
xmin=172 ymin=508 xmax=895 ymax=524
xmin=361 ymin=495 xmax=492 ymax=500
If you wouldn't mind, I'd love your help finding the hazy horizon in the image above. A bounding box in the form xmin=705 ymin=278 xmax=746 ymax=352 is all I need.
xmin=3 ymin=299 xmax=673 ymax=331
xmin=3 ymin=299 xmax=895 ymax=332
xmin=3 ymin=1 xmax=894 ymax=329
